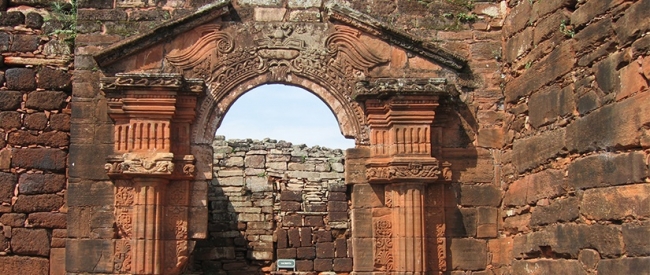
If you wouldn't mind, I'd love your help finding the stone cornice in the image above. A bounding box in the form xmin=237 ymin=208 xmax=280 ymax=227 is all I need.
xmin=327 ymin=5 xmax=468 ymax=71
xmin=101 ymin=73 xmax=205 ymax=93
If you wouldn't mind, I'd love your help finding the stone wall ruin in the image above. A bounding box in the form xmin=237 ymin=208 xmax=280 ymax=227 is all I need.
xmin=190 ymin=136 xmax=350 ymax=273
xmin=0 ymin=0 xmax=648 ymax=274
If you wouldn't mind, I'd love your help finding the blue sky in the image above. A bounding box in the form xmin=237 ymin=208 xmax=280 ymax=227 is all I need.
xmin=216 ymin=84 xmax=356 ymax=149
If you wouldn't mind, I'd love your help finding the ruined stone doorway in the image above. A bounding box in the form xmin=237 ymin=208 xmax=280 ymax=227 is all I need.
xmin=189 ymin=84 xmax=354 ymax=273
xmin=93 ymin=3 xmax=466 ymax=274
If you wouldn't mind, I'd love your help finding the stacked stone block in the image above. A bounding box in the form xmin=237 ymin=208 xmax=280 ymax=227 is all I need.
xmin=0 ymin=2 xmax=72 ymax=274
xmin=190 ymin=136 xmax=351 ymax=274
xmin=497 ymin=0 xmax=650 ymax=274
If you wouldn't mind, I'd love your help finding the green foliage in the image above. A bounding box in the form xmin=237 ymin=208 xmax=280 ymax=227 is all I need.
xmin=560 ymin=20 xmax=575 ymax=38
xmin=456 ymin=12 xmax=477 ymax=22
xmin=525 ymin=60 xmax=533 ymax=70
xmin=48 ymin=0 xmax=77 ymax=44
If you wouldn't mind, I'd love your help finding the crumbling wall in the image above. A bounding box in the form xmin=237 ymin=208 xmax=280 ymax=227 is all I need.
xmin=190 ymin=136 xmax=350 ymax=273
xmin=497 ymin=0 xmax=650 ymax=274
xmin=0 ymin=1 xmax=72 ymax=274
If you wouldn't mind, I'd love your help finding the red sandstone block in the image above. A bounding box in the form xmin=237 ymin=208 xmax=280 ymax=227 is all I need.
xmin=288 ymin=228 xmax=300 ymax=248
xmin=328 ymin=211 xmax=348 ymax=222
xmin=313 ymin=230 xmax=332 ymax=243
xmin=502 ymin=1 xmax=532 ymax=38
xmin=296 ymin=246 xmax=315 ymax=259
xmin=450 ymin=238 xmax=487 ymax=270
xmin=581 ymin=184 xmax=650 ymax=221
xmin=334 ymin=238 xmax=347 ymax=258
xmin=282 ymin=214 xmax=302 ymax=226
xmin=327 ymin=191 xmax=346 ymax=201
xmin=27 ymin=212 xmax=66 ymax=229
xmin=328 ymin=201 xmax=347 ymax=212
xmin=275 ymin=228 xmax=288 ymax=248
xmin=37 ymin=67 xmax=71 ymax=91
xmin=277 ymin=248 xmax=296 ymax=259
xmin=333 ymin=258 xmax=353 ymax=272
xmin=0 ymin=91 xmax=22 ymax=111
xmin=19 ymin=173 xmax=66 ymax=195
xmin=5 ymin=68 xmax=36 ymax=91
xmin=11 ymin=148 xmax=67 ymax=171
xmin=24 ymin=113 xmax=48 ymax=130
xmin=504 ymin=169 xmax=565 ymax=206
xmin=316 ymin=242 xmax=335 ymax=258
xmin=0 ymin=256 xmax=49 ymax=275
xmin=280 ymin=201 xmax=301 ymax=211
xmin=11 ymin=228 xmax=50 ymax=256
xmin=26 ymin=91 xmax=67 ymax=111
xmin=280 ymin=190 xmax=302 ymax=201
xmin=13 ymin=194 xmax=64 ymax=213
xmin=0 ymin=172 xmax=17 ymax=203
xmin=49 ymin=113 xmax=70 ymax=131
xmin=313 ymin=258 xmax=332 ymax=272
xmin=511 ymin=128 xmax=565 ymax=173
xmin=0 ymin=111 xmax=22 ymax=130
xmin=0 ymin=213 xmax=26 ymax=227
xmin=304 ymin=215 xmax=324 ymax=227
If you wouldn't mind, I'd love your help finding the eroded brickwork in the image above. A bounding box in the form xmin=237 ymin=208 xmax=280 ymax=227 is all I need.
xmin=0 ymin=2 xmax=72 ymax=274
xmin=189 ymin=136 xmax=350 ymax=273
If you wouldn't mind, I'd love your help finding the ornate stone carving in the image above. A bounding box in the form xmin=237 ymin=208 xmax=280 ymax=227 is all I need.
xmin=114 ymin=239 xmax=133 ymax=273
xmin=326 ymin=25 xmax=388 ymax=74
xmin=116 ymin=208 xmax=133 ymax=239
xmin=328 ymin=4 xmax=467 ymax=71
xmin=374 ymin=219 xmax=394 ymax=271
xmin=124 ymin=153 xmax=173 ymax=174
xmin=355 ymin=78 xmax=448 ymax=99
xmin=166 ymin=25 xmax=234 ymax=79
xmin=115 ymin=184 xmax=135 ymax=206
xmin=101 ymin=73 xmax=204 ymax=93
xmin=367 ymin=162 xmax=442 ymax=182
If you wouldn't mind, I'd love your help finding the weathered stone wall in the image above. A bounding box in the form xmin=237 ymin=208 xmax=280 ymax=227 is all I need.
xmin=497 ymin=0 xmax=650 ymax=274
xmin=190 ymin=136 xmax=350 ymax=273
xmin=0 ymin=1 xmax=72 ymax=274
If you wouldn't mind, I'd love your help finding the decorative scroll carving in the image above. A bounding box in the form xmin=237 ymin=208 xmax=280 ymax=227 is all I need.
xmin=114 ymin=240 xmax=133 ymax=273
xmin=367 ymin=162 xmax=442 ymax=182
xmin=101 ymin=74 xmax=205 ymax=93
xmin=441 ymin=161 xmax=452 ymax=181
xmin=374 ymin=219 xmax=394 ymax=271
xmin=106 ymin=153 xmax=175 ymax=176
xmin=122 ymin=154 xmax=174 ymax=174
xmin=326 ymin=25 xmax=388 ymax=74
xmin=328 ymin=4 xmax=468 ymax=71
xmin=436 ymin=224 xmax=447 ymax=272
xmin=165 ymin=24 xmax=234 ymax=78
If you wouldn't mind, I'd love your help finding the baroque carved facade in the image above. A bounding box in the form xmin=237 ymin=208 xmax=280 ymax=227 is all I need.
xmin=94 ymin=1 xmax=466 ymax=274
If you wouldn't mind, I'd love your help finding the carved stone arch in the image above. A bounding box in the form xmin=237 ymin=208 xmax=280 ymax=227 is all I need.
xmin=162 ymin=23 xmax=386 ymax=145
xmin=192 ymin=74 xmax=364 ymax=146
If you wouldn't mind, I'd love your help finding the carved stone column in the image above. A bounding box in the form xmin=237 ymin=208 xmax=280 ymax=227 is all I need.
xmin=356 ymin=79 xmax=452 ymax=275
xmin=103 ymin=74 xmax=202 ymax=275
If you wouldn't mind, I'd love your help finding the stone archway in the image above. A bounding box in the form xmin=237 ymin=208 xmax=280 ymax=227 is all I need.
xmin=95 ymin=2 xmax=466 ymax=274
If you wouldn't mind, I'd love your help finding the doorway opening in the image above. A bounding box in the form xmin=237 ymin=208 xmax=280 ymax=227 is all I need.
xmin=188 ymin=84 xmax=354 ymax=274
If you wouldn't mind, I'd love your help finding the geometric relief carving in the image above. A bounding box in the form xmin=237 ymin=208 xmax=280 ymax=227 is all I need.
xmin=115 ymin=181 xmax=135 ymax=239
xmin=116 ymin=208 xmax=133 ymax=239
xmin=374 ymin=219 xmax=394 ymax=271
xmin=166 ymin=181 xmax=189 ymax=206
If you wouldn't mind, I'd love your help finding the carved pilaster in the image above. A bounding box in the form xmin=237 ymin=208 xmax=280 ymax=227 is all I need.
xmin=356 ymin=91 xmax=451 ymax=274
xmin=103 ymin=73 xmax=202 ymax=275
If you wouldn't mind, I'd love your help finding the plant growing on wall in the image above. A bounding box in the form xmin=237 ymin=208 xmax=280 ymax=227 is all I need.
xmin=48 ymin=0 xmax=77 ymax=44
